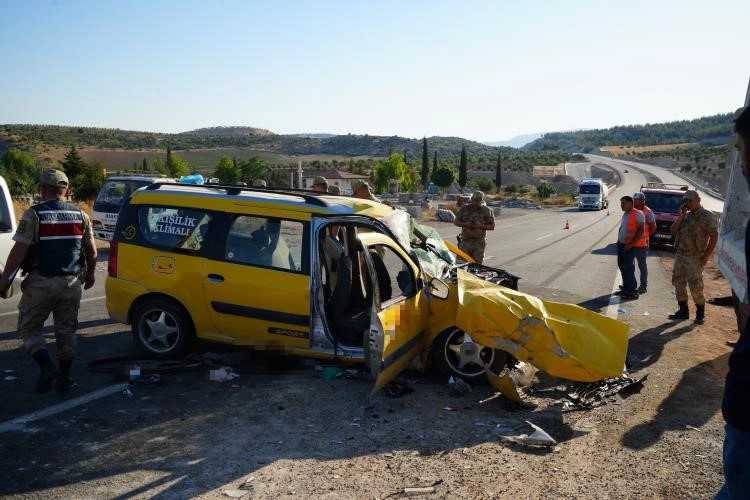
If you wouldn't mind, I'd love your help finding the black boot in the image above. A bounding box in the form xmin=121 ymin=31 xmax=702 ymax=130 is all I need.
xmin=31 ymin=349 xmax=58 ymax=394
xmin=668 ymin=301 xmax=689 ymax=320
xmin=694 ymin=305 xmax=705 ymax=325
xmin=56 ymin=358 xmax=77 ymax=393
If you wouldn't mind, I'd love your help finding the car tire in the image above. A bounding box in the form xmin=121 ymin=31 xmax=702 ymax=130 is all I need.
xmin=431 ymin=327 xmax=508 ymax=384
xmin=132 ymin=298 xmax=195 ymax=358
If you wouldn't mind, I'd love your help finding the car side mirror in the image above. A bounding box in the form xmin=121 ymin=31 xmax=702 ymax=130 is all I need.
xmin=428 ymin=278 xmax=449 ymax=300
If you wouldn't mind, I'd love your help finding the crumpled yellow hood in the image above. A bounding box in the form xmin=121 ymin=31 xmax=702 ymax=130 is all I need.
xmin=455 ymin=269 xmax=628 ymax=382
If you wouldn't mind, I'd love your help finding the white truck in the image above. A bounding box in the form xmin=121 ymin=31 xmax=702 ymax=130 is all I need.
xmin=92 ymin=174 xmax=173 ymax=241
xmin=577 ymin=178 xmax=609 ymax=211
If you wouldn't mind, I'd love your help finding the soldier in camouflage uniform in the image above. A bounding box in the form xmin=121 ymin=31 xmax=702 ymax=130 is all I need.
xmin=668 ymin=189 xmax=718 ymax=325
xmin=454 ymin=190 xmax=495 ymax=264
xmin=0 ymin=169 xmax=97 ymax=393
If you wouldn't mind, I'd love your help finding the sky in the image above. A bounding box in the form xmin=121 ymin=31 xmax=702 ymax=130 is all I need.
xmin=1 ymin=0 xmax=748 ymax=143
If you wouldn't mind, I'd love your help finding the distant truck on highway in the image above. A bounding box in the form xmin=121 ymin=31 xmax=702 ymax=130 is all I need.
xmin=577 ymin=178 xmax=609 ymax=210
xmin=92 ymin=173 xmax=174 ymax=241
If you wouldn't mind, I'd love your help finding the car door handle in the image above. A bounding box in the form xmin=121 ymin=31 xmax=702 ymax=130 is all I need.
xmin=207 ymin=274 xmax=225 ymax=283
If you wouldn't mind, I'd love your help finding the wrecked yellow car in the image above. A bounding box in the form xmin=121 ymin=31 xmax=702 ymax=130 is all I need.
xmin=106 ymin=184 xmax=628 ymax=393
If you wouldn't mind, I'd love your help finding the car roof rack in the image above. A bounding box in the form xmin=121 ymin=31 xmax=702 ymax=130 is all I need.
xmin=144 ymin=182 xmax=331 ymax=207
xmin=106 ymin=171 xmax=170 ymax=178
xmin=641 ymin=182 xmax=690 ymax=191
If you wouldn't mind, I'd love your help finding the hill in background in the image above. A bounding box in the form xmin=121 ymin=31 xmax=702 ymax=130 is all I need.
xmin=524 ymin=112 xmax=734 ymax=153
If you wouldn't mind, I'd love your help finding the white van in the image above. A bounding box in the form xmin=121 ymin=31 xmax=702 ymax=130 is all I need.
xmin=0 ymin=176 xmax=18 ymax=297
xmin=92 ymin=174 xmax=174 ymax=241
xmin=578 ymin=178 xmax=610 ymax=211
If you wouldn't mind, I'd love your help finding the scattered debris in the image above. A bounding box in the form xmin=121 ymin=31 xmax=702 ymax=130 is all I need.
xmin=436 ymin=209 xmax=456 ymax=222
xmin=563 ymin=373 xmax=648 ymax=411
xmin=208 ymin=367 xmax=240 ymax=382
xmin=321 ymin=367 xmax=343 ymax=380
xmin=498 ymin=421 xmax=557 ymax=447
xmin=401 ymin=480 xmax=443 ymax=496
xmin=448 ymin=376 xmax=472 ymax=396
xmin=222 ymin=489 xmax=247 ymax=498
xmin=122 ymin=388 xmax=133 ymax=398
xmin=383 ymin=380 xmax=414 ymax=398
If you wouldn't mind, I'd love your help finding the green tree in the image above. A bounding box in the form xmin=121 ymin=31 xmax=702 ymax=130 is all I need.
xmin=432 ymin=151 xmax=438 ymax=179
xmin=536 ymin=181 xmax=556 ymax=200
xmin=0 ymin=148 xmax=39 ymax=196
xmin=72 ymin=159 xmax=106 ymax=201
xmin=373 ymin=153 xmax=415 ymax=192
xmin=142 ymin=157 xmax=148 ymax=171
xmin=469 ymin=176 xmax=494 ymax=192
xmin=165 ymin=147 xmax=174 ymax=175
xmin=151 ymin=158 xmax=168 ymax=175
xmin=458 ymin=144 xmax=468 ymax=189
xmin=214 ymin=156 xmax=241 ymax=184
xmin=240 ymin=156 xmax=268 ymax=184
xmin=494 ymin=153 xmax=502 ymax=193
xmin=431 ymin=166 xmax=455 ymax=189
xmin=169 ymin=151 xmax=189 ymax=177
xmin=60 ymin=145 xmax=86 ymax=180
xmin=421 ymin=137 xmax=429 ymax=188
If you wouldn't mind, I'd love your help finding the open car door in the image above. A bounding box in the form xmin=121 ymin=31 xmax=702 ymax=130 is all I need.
xmin=359 ymin=234 xmax=430 ymax=395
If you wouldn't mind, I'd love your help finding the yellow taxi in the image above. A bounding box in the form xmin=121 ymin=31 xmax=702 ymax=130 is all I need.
xmin=106 ymin=183 xmax=628 ymax=393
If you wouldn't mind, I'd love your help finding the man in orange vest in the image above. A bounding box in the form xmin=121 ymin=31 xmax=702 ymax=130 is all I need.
xmin=615 ymin=195 xmax=645 ymax=300
xmin=633 ymin=192 xmax=656 ymax=293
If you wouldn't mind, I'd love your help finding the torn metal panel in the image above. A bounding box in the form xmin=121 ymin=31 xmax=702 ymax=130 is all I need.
xmin=498 ymin=420 xmax=557 ymax=447
xmin=455 ymin=269 xmax=629 ymax=382
xmin=563 ymin=373 xmax=648 ymax=411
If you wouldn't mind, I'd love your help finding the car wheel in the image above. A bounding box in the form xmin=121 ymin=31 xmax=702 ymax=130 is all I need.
xmin=432 ymin=328 xmax=507 ymax=384
xmin=132 ymin=298 xmax=195 ymax=358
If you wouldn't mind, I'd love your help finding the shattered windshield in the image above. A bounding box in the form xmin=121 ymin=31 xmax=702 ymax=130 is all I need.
xmin=381 ymin=210 xmax=454 ymax=279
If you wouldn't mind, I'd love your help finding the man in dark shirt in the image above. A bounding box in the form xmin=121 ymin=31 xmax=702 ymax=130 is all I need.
xmin=717 ymin=104 xmax=750 ymax=499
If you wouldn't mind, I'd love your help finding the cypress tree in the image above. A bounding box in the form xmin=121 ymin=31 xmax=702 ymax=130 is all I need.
xmin=495 ymin=153 xmax=502 ymax=193
xmin=421 ymin=137 xmax=429 ymax=187
xmin=458 ymin=144 xmax=468 ymax=189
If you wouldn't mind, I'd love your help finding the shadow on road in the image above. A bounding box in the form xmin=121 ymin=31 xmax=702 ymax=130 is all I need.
xmin=621 ymin=352 xmax=728 ymax=450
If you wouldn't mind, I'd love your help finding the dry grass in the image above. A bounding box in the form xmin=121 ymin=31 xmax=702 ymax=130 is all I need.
xmin=13 ymin=200 xmax=93 ymax=220
xmin=600 ymin=143 xmax=697 ymax=156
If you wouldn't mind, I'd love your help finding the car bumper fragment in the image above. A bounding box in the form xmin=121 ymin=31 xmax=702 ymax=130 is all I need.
xmin=454 ymin=269 xmax=628 ymax=382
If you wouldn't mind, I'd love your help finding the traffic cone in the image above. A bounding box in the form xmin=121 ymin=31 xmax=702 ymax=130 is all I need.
xmin=564 ymin=220 xmax=570 ymax=230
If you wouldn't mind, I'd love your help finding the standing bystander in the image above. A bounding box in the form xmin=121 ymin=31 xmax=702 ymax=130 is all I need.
xmin=633 ymin=192 xmax=656 ymax=293
xmin=0 ymin=169 xmax=97 ymax=393
xmin=668 ymin=189 xmax=718 ymax=324
xmin=352 ymin=180 xmax=380 ymax=202
xmin=312 ymin=176 xmax=328 ymax=193
xmin=615 ymin=195 xmax=644 ymax=299
xmin=716 ymin=105 xmax=750 ymax=499
xmin=454 ymin=190 xmax=495 ymax=264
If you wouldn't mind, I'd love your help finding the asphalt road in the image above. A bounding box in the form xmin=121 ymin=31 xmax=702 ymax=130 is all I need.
xmin=0 ymin=159 xmax=698 ymax=497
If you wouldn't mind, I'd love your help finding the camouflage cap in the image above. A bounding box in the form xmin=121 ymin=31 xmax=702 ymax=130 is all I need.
xmin=683 ymin=189 xmax=700 ymax=200
xmin=40 ymin=168 xmax=69 ymax=187
xmin=632 ymin=192 xmax=645 ymax=199
xmin=471 ymin=190 xmax=485 ymax=201
xmin=313 ymin=176 xmax=328 ymax=186
xmin=252 ymin=179 xmax=267 ymax=188
xmin=353 ymin=179 xmax=371 ymax=192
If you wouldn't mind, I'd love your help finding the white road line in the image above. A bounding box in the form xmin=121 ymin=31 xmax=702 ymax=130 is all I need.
xmin=606 ymin=270 xmax=623 ymax=319
xmin=82 ymin=295 xmax=106 ymax=304
xmin=0 ymin=383 xmax=130 ymax=434
xmin=0 ymin=295 xmax=105 ymax=318
xmin=535 ymin=233 xmax=553 ymax=241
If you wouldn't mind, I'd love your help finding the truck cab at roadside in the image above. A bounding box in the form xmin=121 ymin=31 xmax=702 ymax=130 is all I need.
xmin=639 ymin=182 xmax=690 ymax=246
